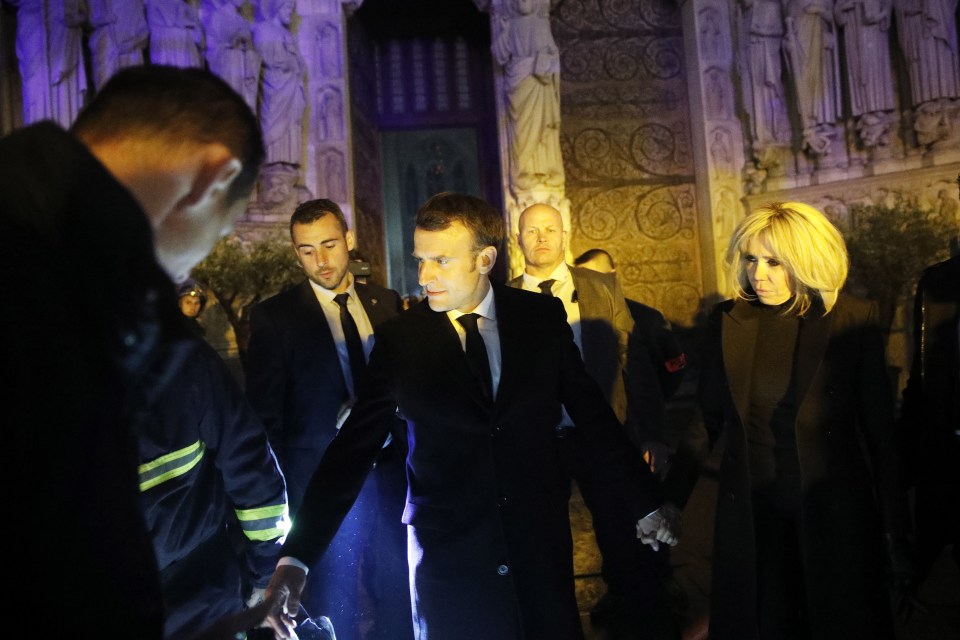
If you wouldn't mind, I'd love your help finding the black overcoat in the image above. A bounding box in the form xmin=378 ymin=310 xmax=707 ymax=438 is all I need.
xmin=670 ymin=293 xmax=902 ymax=640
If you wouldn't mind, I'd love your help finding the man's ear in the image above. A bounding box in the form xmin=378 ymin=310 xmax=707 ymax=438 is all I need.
xmin=346 ymin=229 xmax=356 ymax=252
xmin=179 ymin=144 xmax=242 ymax=210
xmin=477 ymin=246 xmax=498 ymax=274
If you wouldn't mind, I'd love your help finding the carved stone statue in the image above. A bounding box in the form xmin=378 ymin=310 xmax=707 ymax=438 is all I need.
xmin=11 ymin=0 xmax=88 ymax=128
xmin=894 ymin=0 xmax=960 ymax=106
xmin=783 ymin=0 xmax=843 ymax=158
xmin=147 ymin=0 xmax=203 ymax=68
xmin=835 ymin=0 xmax=897 ymax=153
xmin=87 ymin=0 xmax=149 ymax=90
xmin=254 ymin=0 xmax=307 ymax=167
xmin=738 ymin=0 xmax=791 ymax=173
xmin=201 ymin=0 xmax=260 ymax=110
xmin=491 ymin=0 xmax=565 ymax=191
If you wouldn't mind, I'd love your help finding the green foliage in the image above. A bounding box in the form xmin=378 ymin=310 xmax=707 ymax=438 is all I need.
xmin=190 ymin=232 xmax=301 ymax=357
xmin=844 ymin=195 xmax=956 ymax=332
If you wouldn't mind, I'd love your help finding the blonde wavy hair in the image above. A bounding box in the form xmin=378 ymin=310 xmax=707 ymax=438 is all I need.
xmin=724 ymin=201 xmax=848 ymax=316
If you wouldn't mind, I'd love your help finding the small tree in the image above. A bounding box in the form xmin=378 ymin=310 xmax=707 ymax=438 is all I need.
xmin=190 ymin=232 xmax=302 ymax=363
xmin=844 ymin=195 xmax=956 ymax=333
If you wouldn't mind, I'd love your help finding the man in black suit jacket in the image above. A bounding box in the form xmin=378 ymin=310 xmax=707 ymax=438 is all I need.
xmin=246 ymin=199 xmax=409 ymax=640
xmin=264 ymin=193 xmax=675 ymax=640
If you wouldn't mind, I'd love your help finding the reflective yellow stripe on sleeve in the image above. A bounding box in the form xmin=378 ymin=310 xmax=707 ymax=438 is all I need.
xmin=235 ymin=503 xmax=290 ymax=542
xmin=138 ymin=441 xmax=206 ymax=492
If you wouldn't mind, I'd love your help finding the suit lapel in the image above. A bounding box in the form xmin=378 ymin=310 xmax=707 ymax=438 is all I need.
xmin=722 ymin=301 xmax=759 ymax=426
xmin=355 ymin=283 xmax=389 ymax=328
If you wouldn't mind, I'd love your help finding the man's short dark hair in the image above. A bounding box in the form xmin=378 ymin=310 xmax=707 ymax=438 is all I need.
xmin=289 ymin=198 xmax=349 ymax=237
xmin=415 ymin=192 xmax=505 ymax=253
xmin=573 ymin=248 xmax=615 ymax=269
xmin=71 ymin=65 xmax=264 ymax=204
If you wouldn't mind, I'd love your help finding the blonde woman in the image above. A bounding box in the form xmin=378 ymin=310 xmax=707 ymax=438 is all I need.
xmin=665 ymin=202 xmax=913 ymax=640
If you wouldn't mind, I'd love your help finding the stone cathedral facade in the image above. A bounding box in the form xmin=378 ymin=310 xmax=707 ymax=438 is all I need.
xmin=1 ymin=0 xmax=957 ymax=338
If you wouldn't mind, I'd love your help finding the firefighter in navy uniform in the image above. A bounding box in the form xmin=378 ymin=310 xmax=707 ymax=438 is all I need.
xmin=136 ymin=330 xmax=290 ymax=639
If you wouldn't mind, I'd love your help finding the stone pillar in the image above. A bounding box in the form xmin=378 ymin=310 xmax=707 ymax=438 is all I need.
xmin=297 ymin=0 xmax=360 ymax=227
xmin=680 ymin=0 xmax=748 ymax=297
xmin=477 ymin=0 xmax=570 ymax=279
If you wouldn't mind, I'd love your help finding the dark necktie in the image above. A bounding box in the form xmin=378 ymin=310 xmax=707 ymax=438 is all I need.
xmin=334 ymin=293 xmax=366 ymax=393
xmin=456 ymin=313 xmax=492 ymax=400
xmin=538 ymin=279 xmax=556 ymax=296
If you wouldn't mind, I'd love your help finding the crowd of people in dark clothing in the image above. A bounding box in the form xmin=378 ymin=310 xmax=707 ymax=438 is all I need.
xmin=2 ymin=65 xmax=956 ymax=640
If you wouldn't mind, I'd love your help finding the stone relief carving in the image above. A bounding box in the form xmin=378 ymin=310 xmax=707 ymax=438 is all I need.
xmin=87 ymin=0 xmax=149 ymax=90
xmin=704 ymin=66 xmax=731 ymax=120
xmin=201 ymin=0 xmax=260 ymax=111
xmin=698 ymin=7 xmax=726 ymax=61
xmin=835 ymin=0 xmax=897 ymax=155
xmin=738 ymin=0 xmax=791 ymax=176
xmin=11 ymin=0 xmax=89 ymax=128
xmin=491 ymin=0 xmax=565 ymax=192
xmin=316 ymin=85 xmax=345 ymax=141
xmin=782 ymin=0 xmax=843 ymax=164
xmin=318 ymin=148 xmax=348 ymax=202
xmin=147 ymin=0 xmax=203 ymax=68
xmin=254 ymin=0 xmax=307 ymax=168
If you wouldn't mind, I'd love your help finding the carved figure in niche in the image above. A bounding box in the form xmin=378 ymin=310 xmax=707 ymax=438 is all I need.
xmin=739 ymin=0 xmax=791 ymax=173
xmin=254 ymin=0 xmax=307 ymax=166
xmin=201 ymin=0 xmax=260 ymax=111
xmin=713 ymin=187 xmax=739 ymax=281
xmin=319 ymin=22 xmax=342 ymax=78
xmin=316 ymin=86 xmax=344 ymax=141
xmin=705 ymin=68 xmax=730 ymax=119
xmin=699 ymin=8 xmax=724 ymax=60
xmin=783 ymin=0 xmax=843 ymax=157
xmin=835 ymin=0 xmax=897 ymax=151
xmin=12 ymin=0 xmax=88 ymax=128
xmin=147 ymin=0 xmax=203 ymax=68
xmin=88 ymin=0 xmax=149 ymax=90
xmin=894 ymin=0 xmax=960 ymax=106
xmin=710 ymin=129 xmax=733 ymax=179
xmin=491 ymin=0 xmax=565 ymax=191
xmin=318 ymin=149 xmax=347 ymax=202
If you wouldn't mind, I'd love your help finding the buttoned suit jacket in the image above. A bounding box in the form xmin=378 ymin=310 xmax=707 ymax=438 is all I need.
xmin=283 ymin=282 xmax=659 ymax=640
xmin=246 ymin=279 xmax=404 ymax=510
xmin=666 ymin=293 xmax=904 ymax=640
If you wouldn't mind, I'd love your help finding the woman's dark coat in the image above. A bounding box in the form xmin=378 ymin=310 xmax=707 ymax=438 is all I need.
xmin=669 ymin=292 xmax=903 ymax=640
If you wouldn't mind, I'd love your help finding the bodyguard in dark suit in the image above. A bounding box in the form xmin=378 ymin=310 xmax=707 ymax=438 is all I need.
xmin=509 ymin=204 xmax=679 ymax=640
xmin=264 ymin=193 xmax=674 ymax=640
xmin=246 ymin=199 xmax=408 ymax=640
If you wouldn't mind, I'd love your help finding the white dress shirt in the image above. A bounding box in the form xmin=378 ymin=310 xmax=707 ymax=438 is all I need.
xmin=447 ymin=283 xmax=501 ymax=399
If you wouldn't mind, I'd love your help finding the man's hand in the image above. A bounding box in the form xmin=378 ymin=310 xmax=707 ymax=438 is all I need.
xmin=264 ymin=564 xmax=308 ymax=639
xmin=636 ymin=502 xmax=682 ymax=551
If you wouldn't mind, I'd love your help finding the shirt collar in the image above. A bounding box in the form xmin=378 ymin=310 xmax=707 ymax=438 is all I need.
xmin=309 ymin=272 xmax=356 ymax=303
xmin=521 ymin=262 xmax=571 ymax=289
xmin=448 ymin=279 xmax=496 ymax=323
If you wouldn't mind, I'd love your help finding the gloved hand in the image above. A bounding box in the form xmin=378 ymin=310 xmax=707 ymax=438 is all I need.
xmin=883 ymin=532 xmax=926 ymax=622
xmin=636 ymin=502 xmax=682 ymax=551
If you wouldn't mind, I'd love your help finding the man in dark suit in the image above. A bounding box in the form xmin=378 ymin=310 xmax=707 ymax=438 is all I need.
xmin=509 ymin=203 xmax=680 ymax=640
xmin=263 ymin=192 xmax=675 ymax=640
xmin=572 ymin=248 xmax=687 ymax=406
xmin=245 ymin=199 xmax=409 ymax=640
